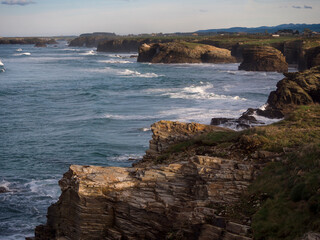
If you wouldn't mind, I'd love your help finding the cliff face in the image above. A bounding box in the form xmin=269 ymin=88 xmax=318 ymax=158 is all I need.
xmin=97 ymin=39 xmax=143 ymax=53
xmin=68 ymin=36 xmax=115 ymax=48
xmin=137 ymin=42 xmax=236 ymax=64
xmin=238 ymin=46 xmax=288 ymax=73
xmin=35 ymin=121 xmax=259 ymax=240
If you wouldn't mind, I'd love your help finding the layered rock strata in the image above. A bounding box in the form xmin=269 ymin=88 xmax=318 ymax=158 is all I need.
xmin=34 ymin=121 xmax=258 ymax=240
xmin=238 ymin=46 xmax=288 ymax=72
xmin=137 ymin=42 xmax=237 ymax=64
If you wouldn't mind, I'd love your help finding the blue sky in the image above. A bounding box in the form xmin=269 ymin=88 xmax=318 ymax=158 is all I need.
xmin=0 ymin=0 xmax=319 ymax=36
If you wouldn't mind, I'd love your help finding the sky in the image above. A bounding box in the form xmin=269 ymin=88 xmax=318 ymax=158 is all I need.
xmin=0 ymin=0 xmax=319 ymax=37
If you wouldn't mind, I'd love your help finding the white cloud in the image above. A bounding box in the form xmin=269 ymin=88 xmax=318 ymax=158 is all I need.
xmin=1 ymin=0 xmax=35 ymax=6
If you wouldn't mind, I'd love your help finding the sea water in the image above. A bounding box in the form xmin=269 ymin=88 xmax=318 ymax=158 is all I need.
xmin=0 ymin=41 xmax=283 ymax=239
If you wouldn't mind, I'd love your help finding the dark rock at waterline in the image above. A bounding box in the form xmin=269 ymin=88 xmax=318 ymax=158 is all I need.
xmin=239 ymin=45 xmax=288 ymax=73
xmin=34 ymin=42 xmax=47 ymax=48
xmin=0 ymin=186 xmax=9 ymax=193
xmin=210 ymin=114 xmax=265 ymax=129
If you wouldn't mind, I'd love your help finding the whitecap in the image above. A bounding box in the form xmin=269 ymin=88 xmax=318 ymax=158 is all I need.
xmin=16 ymin=48 xmax=22 ymax=52
xmin=80 ymin=50 xmax=96 ymax=55
xmin=139 ymin=127 xmax=151 ymax=132
xmin=24 ymin=179 xmax=60 ymax=199
xmin=118 ymin=69 xmax=162 ymax=78
xmin=0 ymin=60 xmax=4 ymax=66
xmin=109 ymin=154 xmax=143 ymax=162
xmin=146 ymin=83 xmax=246 ymax=100
xmin=100 ymin=113 xmax=154 ymax=120
xmin=99 ymin=59 xmax=132 ymax=64
xmin=14 ymin=52 xmax=31 ymax=56
xmin=0 ymin=180 xmax=11 ymax=192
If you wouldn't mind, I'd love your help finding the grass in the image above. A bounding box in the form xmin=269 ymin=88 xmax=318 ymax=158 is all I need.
xmin=156 ymin=105 xmax=320 ymax=239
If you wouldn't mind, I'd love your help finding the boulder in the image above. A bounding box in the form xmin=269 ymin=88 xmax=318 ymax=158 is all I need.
xmin=137 ymin=42 xmax=237 ymax=64
xmin=238 ymin=46 xmax=288 ymax=72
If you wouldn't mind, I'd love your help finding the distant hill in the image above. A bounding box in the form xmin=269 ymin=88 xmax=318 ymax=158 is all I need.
xmin=196 ymin=23 xmax=320 ymax=34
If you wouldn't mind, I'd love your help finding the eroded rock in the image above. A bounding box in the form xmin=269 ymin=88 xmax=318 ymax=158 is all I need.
xmin=137 ymin=42 xmax=237 ymax=64
xmin=239 ymin=46 xmax=288 ymax=73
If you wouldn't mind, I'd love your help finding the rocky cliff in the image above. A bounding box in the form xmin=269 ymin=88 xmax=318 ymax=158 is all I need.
xmin=68 ymin=36 xmax=115 ymax=48
xmin=31 ymin=103 xmax=320 ymax=240
xmin=238 ymin=46 xmax=288 ymax=73
xmin=33 ymin=121 xmax=260 ymax=240
xmin=137 ymin=42 xmax=236 ymax=64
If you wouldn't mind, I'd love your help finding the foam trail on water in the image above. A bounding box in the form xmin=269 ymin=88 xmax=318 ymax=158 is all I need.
xmin=109 ymin=154 xmax=143 ymax=162
xmin=14 ymin=52 xmax=31 ymax=56
xmin=80 ymin=50 xmax=96 ymax=55
xmin=16 ymin=48 xmax=22 ymax=52
xmin=99 ymin=60 xmax=132 ymax=64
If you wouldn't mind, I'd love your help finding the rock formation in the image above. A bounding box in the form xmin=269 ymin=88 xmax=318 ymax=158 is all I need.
xmin=211 ymin=66 xmax=320 ymax=128
xmin=137 ymin=42 xmax=237 ymax=64
xmin=34 ymin=42 xmax=47 ymax=48
xmin=299 ymin=46 xmax=320 ymax=71
xmin=34 ymin=121 xmax=258 ymax=240
xmin=238 ymin=46 xmax=288 ymax=72
xmin=267 ymin=66 xmax=320 ymax=112
xmin=97 ymin=39 xmax=142 ymax=53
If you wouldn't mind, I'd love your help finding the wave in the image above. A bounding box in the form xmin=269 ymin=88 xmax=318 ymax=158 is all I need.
xmin=24 ymin=179 xmax=60 ymax=199
xmin=109 ymin=154 xmax=143 ymax=162
xmin=118 ymin=69 xmax=162 ymax=78
xmin=138 ymin=127 xmax=151 ymax=132
xmin=14 ymin=52 xmax=31 ymax=56
xmin=145 ymin=83 xmax=246 ymax=101
xmin=80 ymin=50 xmax=96 ymax=56
xmin=101 ymin=113 xmax=155 ymax=120
xmin=0 ymin=180 xmax=11 ymax=192
xmin=0 ymin=60 xmax=4 ymax=66
xmin=16 ymin=48 xmax=22 ymax=52
xmin=99 ymin=59 xmax=132 ymax=64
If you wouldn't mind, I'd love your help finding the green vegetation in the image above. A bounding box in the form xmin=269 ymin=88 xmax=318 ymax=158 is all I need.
xmin=158 ymin=105 xmax=320 ymax=239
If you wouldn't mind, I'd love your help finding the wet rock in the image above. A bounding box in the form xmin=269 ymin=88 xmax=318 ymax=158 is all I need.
xmin=0 ymin=186 xmax=9 ymax=193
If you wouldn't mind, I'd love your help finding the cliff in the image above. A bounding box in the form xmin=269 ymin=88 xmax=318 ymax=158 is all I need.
xmin=34 ymin=122 xmax=259 ymax=240
xmin=137 ymin=42 xmax=236 ymax=64
xmin=33 ymin=103 xmax=320 ymax=240
xmin=238 ymin=46 xmax=288 ymax=73
xmin=0 ymin=38 xmax=57 ymax=45
xmin=68 ymin=36 xmax=115 ymax=48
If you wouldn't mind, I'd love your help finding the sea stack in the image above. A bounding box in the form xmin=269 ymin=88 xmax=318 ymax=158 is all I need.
xmin=137 ymin=42 xmax=237 ymax=64
xmin=239 ymin=45 xmax=288 ymax=72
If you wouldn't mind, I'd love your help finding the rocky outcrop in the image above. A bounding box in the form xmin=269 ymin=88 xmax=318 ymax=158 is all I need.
xmin=267 ymin=66 xmax=320 ymax=112
xmin=142 ymin=121 xmax=232 ymax=162
xmin=0 ymin=38 xmax=57 ymax=45
xmin=299 ymin=46 xmax=320 ymax=71
xmin=34 ymin=121 xmax=258 ymax=240
xmin=69 ymin=36 xmax=115 ymax=48
xmin=97 ymin=39 xmax=142 ymax=53
xmin=211 ymin=66 xmax=320 ymax=128
xmin=34 ymin=42 xmax=47 ymax=48
xmin=239 ymin=46 xmax=288 ymax=72
xmin=137 ymin=42 xmax=237 ymax=64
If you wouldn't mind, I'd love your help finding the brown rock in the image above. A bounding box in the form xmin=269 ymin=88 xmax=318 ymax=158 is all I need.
xmin=239 ymin=46 xmax=288 ymax=72
xmin=137 ymin=42 xmax=237 ymax=64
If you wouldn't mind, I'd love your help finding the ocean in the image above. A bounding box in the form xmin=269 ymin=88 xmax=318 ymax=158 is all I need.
xmin=0 ymin=41 xmax=283 ymax=239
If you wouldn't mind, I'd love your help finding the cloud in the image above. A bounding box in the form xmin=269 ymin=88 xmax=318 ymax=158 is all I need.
xmin=292 ymin=5 xmax=313 ymax=10
xmin=1 ymin=0 xmax=35 ymax=5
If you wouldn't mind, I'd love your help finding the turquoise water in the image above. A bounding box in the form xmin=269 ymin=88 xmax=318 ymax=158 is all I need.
xmin=0 ymin=42 xmax=283 ymax=239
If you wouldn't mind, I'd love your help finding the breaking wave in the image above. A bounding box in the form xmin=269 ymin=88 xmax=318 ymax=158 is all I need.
xmin=145 ymin=83 xmax=246 ymax=100
xmin=14 ymin=52 xmax=31 ymax=56
xmin=80 ymin=50 xmax=96 ymax=55
xmin=99 ymin=60 xmax=132 ymax=64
